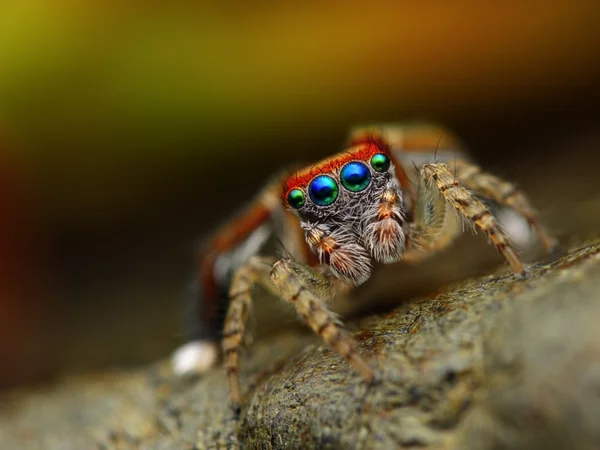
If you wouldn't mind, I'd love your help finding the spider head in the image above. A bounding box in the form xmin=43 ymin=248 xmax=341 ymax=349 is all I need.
xmin=283 ymin=139 xmax=405 ymax=285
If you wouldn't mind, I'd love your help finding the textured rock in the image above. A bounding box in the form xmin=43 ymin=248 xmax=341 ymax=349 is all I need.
xmin=1 ymin=241 xmax=600 ymax=449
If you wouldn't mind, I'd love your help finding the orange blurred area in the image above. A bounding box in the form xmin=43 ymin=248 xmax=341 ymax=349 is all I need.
xmin=0 ymin=1 xmax=599 ymax=387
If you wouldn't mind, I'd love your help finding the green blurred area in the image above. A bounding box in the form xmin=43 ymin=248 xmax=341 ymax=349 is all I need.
xmin=0 ymin=1 xmax=599 ymax=387
xmin=2 ymin=1 xmax=598 ymax=225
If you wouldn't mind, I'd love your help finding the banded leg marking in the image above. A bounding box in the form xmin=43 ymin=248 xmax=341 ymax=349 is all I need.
xmin=270 ymin=258 xmax=375 ymax=381
xmin=421 ymin=163 xmax=526 ymax=275
xmin=222 ymin=256 xmax=277 ymax=410
xmin=453 ymin=159 xmax=558 ymax=251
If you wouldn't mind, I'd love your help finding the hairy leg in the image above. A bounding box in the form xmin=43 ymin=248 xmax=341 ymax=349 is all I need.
xmin=222 ymin=256 xmax=280 ymax=410
xmin=174 ymin=173 xmax=303 ymax=376
xmin=223 ymin=254 xmax=374 ymax=411
xmin=452 ymin=159 xmax=558 ymax=251
xmin=407 ymin=162 xmax=526 ymax=275
xmin=196 ymin=174 xmax=285 ymax=343
xmin=270 ymin=257 xmax=375 ymax=380
xmin=402 ymin=164 xmax=461 ymax=263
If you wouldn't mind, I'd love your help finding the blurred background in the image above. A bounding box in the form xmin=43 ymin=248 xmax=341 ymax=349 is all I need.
xmin=0 ymin=1 xmax=599 ymax=389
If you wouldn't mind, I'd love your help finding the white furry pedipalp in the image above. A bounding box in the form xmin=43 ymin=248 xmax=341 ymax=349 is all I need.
xmin=301 ymin=221 xmax=373 ymax=285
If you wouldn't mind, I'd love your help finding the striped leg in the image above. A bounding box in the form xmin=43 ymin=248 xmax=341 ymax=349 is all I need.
xmin=174 ymin=172 xmax=301 ymax=377
xmin=409 ymin=162 xmax=526 ymax=275
xmin=453 ymin=159 xmax=558 ymax=251
xmin=223 ymin=255 xmax=374 ymax=412
xmin=404 ymin=162 xmax=460 ymax=259
xmin=197 ymin=174 xmax=285 ymax=346
xmin=222 ymin=256 xmax=279 ymax=412
xmin=269 ymin=258 xmax=375 ymax=381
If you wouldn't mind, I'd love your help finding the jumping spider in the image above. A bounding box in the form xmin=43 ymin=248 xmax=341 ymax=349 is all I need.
xmin=173 ymin=123 xmax=557 ymax=412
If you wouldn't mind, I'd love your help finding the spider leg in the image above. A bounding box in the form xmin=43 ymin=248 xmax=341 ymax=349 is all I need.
xmin=224 ymin=254 xmax=374 ymax=410
xmin=197 ymin=173 xmax=286 ymax=339
xmin=222 ymin=255 xmax=280 ymax=411
xmin=452 ymin=159 xmax=558 ymax=252
xmin=174 ymin=172 xmax=299 ymax=376
xmin=270 ymin=257 xmax=375 ymax=380
xmin=407 ymin=162 xmax=526 ymax=275
xmin=402 ymin=164 xmax=461 ymax=263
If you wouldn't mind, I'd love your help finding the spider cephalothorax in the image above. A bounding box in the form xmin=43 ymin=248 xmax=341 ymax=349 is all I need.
xmin=283 ymin=140 xmax=406 ymax=285
xmin=172 ymin=123 xmax=559 ymax=412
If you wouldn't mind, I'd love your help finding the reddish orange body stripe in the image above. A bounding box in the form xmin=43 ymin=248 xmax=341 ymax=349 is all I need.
xmin=199 ymin=204 xmax=273 ymax=324
xmin=283 ymin=141 xmax=390 ymax=197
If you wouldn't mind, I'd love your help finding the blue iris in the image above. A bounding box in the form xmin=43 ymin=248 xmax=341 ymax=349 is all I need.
xmin=308 ymin=175 xmax=339 ymax=206
xmin=340 ymin=161 xmax=371 ymax=192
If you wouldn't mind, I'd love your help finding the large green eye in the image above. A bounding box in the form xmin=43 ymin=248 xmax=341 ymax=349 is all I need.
xmin=308 ymin=175 xmax=339 ymax=206
xmin=340 ymin=161 xmax=371 ymax=192
xmin=370 ymin=153 xmax=391 ymax=172
xmin=287 ymin=188 xmax=305 ymax=209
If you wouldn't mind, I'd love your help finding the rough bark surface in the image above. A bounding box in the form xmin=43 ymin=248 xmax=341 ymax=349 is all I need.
xmin=2 ymin=241 xmax=600 ymax=450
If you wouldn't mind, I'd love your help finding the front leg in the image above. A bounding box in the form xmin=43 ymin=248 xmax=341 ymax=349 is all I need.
xmin=270 ymin=258 xmax=375 ymax=382
xmin=451 ymin=159 xmax=559 ymax=252
xmin=408 ymin=162 xmax=526 ymax=275
xmin=223 ymin=255 xmax=375 ymax=412
xmin=222 ymin=255 xmax=280 ymax=411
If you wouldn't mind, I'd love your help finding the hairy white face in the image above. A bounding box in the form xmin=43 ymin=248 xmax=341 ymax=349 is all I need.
xmin=283 ymin=143 xmax=406 ymax=285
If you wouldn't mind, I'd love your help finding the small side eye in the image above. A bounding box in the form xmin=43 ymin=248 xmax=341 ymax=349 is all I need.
xmin=287 ymin=188 xmax=305 ymax=209
xmin=370 ymin=153 xmax=391 ymax=173
xmin=340 ymin=161 xmax=371 ymax=192
xmin=308 ymin=175 xmax=339 ymax=206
